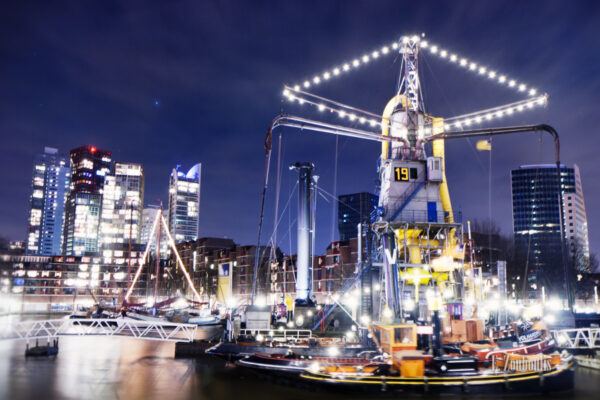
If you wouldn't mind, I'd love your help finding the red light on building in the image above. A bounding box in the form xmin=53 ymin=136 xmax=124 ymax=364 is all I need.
xmin=90 ymin=146 xmax=96 ymax=153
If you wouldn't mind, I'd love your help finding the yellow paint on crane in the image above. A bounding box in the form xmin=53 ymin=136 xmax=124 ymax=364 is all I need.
xmin=409 ymin=246 xmax=422 ymax=265
xmin=401 ymin=268 xmax=449 ymax=285
xmin=431 ymin=117 xmax=454 ymax=224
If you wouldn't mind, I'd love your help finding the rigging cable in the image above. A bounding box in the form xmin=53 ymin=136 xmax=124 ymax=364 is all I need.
xmin=251 ymin=116 xmax=275 ymax=304
xmin=330 ymin=136 xmax=339 ymax=243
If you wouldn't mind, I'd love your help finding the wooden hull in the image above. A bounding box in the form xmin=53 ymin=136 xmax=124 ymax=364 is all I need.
xmin=473 ymin=337 xmax=556 ymax=361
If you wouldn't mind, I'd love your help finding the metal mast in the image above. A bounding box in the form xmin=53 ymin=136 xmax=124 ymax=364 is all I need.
xmin=290 ymin=162 xmax=314 ymax=304
xmin=398 ymin=36 xmax=423 ymax=155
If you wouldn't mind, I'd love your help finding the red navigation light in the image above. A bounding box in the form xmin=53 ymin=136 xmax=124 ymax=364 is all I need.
xmin=90 ymin=146 xmax=96 ymax=153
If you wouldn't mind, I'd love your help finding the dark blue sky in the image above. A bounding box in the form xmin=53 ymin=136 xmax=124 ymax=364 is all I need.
xmin=1 ymin=1 xmax=598 ymax=257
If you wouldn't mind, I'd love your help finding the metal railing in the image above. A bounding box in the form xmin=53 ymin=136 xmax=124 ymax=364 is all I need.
xmin=552 ymin=328 xmax=600 ymax=349
xmin=0 ymin=318 xmax=198 ymax=343
xmin=239 ymin=328 xmax=312 ymax=339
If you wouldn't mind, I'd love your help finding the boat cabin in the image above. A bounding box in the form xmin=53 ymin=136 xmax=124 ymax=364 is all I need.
xmin=371 ymin=323 xmax=418 ymax=354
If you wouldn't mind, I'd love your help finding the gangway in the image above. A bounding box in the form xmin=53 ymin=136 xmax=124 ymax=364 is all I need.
xmin=552 ymin=328 xmax=600 ymax=349
xmin=0 ymin=318 xmax=198 ymax=343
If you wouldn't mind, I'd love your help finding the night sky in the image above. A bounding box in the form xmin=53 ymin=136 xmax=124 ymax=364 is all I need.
xmin=1 ymin=1 xmax=598 ymax=261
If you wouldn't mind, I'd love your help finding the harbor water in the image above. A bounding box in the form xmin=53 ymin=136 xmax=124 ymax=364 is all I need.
xmin=0 ymin=318 xmax=599 ymax=400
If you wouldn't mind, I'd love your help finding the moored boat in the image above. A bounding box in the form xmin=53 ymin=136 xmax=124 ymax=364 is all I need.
xmin=299 ymin=352 xmax=575 ymax=395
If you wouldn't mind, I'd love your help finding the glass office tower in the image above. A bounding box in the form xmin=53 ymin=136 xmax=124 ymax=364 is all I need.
xmin=168 ymin=164 xmax=201 ymax=243
xmin=26 ymin=147 xmax=71 ymax=255
xmin=511 ymin=164 xmax=589 ymax=296
xmin=99 ymin=163 xmax=145 ymax=262
xmin=62 ymin=145 xmax=112 ymax=256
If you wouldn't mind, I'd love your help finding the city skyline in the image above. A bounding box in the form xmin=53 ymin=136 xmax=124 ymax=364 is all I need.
xmin=1 ymin=1 xmax=598 ymax=259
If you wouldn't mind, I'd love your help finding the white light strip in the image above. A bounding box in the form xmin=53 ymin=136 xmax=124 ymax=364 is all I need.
xmin=441 ymin=95 xmax=548 ymax=131
xmin=125 ymin=209 xmax=160 ymax=301
xmin=443 ymin=95 xmax=548 ymax=122
xmin=288 ymin=34 xmax=542 ymax=98
xmin=160 ymin=214 xmax=202 ymax=301
xmin=283 ymin=87 xmax=383 ymax=129
xmin=423 ymin=41 xmax=538 ymax=96
xmin=284 ymin=86 xmax=548 ymax=135
xmin=291 ymin=39 xmax=401 ymax=90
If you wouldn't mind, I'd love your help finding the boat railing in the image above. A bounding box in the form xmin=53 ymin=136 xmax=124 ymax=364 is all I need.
xmin=239 ymin=328 xmax=312 ymax=340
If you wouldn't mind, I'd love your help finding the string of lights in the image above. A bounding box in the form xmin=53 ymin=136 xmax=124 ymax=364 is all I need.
xmin=282 ymin=85 xmax=548 ymax=134
xmin=438 ymin=95 xmax=548 ymax=130
xmin=289 ymin=34 xmax=542 ymax=99
xmin=422 ymin=39 xmax=538 ymax=96
xmin=291 ymin=40 xmax=400 ymax=90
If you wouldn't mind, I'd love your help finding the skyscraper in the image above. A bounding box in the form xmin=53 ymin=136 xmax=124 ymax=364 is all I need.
xmin=511 ymin=164 xmax=589 ymax=296
xmin=26 ymin=147 xmax=71 ymax=255
xmin=99 ymin=163 xmax=145 ymax=261
xmin=168 ymin=164 xmax=201 ymax=243
xmin=338 ymin=192 xmax=378 ymax=241
xmin=62 ymin=145 xmax=112 ymax=256
xmin=562 ymin=165 xmax=590 ymax=269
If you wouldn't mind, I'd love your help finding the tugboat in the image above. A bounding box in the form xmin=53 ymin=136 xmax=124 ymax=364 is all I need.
xmin=299 ymin=322 xmax=574 ymax=394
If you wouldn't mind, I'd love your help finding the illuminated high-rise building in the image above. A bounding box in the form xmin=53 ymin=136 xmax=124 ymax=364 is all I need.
xmin=511 ymin=164 xmax=590 ymax=296
xmin=99 ymin=163 xmax=145 ymax=262
xmin=26 ymin=147 xmax=71 ymax=255
xmin=62 ymin=145 xmax=112 ymax=256
xmin=168 ymin=164 xmax=201 ymax=243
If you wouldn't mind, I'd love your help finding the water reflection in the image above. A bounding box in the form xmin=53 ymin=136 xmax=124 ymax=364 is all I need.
xmin=0 ymin=322 xmax=599 ymax=400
